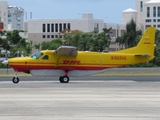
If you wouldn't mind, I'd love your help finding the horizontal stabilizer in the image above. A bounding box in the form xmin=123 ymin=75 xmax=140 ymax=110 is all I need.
xmin=135 ymin=53 xmax=151 ymax=57
xmin=54 ymin=46 xmax=78 ymax=56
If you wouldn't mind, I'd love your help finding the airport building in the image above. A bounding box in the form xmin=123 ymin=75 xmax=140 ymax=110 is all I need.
xmin=8 ymin=6 xmax=24 ymax=30
xmin=24 ymin=13 xmax=127 ymax=51
xmin=0 ymin=1 xmax=24 ymax=30
xmin=136 ymin=0 xmax=160 ymax=31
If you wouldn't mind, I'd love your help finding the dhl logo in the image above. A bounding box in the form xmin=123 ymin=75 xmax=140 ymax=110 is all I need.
xmin=63 ymin=60 xmax=81 ymax=65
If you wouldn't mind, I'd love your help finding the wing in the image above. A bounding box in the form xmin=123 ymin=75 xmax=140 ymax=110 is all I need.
xmin=54 ymin=46 xmax=78 ymax=56
xmin=53 ymin=46 xmax=78 ymax=68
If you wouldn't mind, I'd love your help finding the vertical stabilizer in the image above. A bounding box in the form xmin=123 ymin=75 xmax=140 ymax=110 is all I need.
xmin=136 ymin=27 xmax=156 ymax=56
xmin=115 ymin=27 xmax=156 ymax=57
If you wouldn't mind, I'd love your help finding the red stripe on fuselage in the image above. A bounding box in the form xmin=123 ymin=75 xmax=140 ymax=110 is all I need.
xmin=9 ymin=64 xmax=128 ymax=72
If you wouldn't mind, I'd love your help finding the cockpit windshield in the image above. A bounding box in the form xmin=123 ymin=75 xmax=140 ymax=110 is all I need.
xmin=31 ymin=52 xmax=43 ymax=59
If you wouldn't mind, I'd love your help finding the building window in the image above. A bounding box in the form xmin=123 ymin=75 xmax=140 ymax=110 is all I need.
xmin=55 ymin=23 xmax=58 ymax=32
xmin=63 ymin=23 xmax=66 ymax=30
xmin=153 ymin=25 xmax=156 ymax=27
xmin=140 ymin=1 xmax=143 ymax=12
xmin=109 ymin=29 xmax=116 ymax=38
xmin=94 ymin=23 xmax=99 ymax=31
xmin=158 ymin=7 xmax=160 ymax=17
xmin=55 ymin=35 xmax=58 ymax=38
xmin=47 ymin=24 xmax=50 ymax=32
xmin=51 ymin=24 xmax=54 ymax=32
xmin=67 ymin=23 xmax=70 ymax=30
xmin=145 ymin=25 xmax=151 ymax=29
xmin=59 ymin=35 xmax=62 ymax=38
xmin=147 ymin=7 xmax=150 ymax=17
xmin=42 ymin=24 xmax=46 ymax=32
xmin=153 ymin=19 xmax=156 ymax=22
xmin=145 ymin=19 xmax=151 ymax=22
xmin=158 ymin=19 xmax=160 ymax=22
xmin=153 ymin=7 xmax=156 ymax=17
xmin=42 ymin=35 xmax=46 ymax=38
xmin=51 ymin=35 xmax=54 ymax=38
xmin=59 ymin=23 xmax=62 ymax=32
xmin=47 ymin=35 xmax=50 ymax=38
xmin=8 ymin=14 xmax=12 ymax=17
xmin=158 ymin=25 xmax=160 ymax=28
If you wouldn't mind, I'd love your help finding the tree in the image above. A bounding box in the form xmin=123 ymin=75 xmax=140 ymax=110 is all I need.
xmin=78 ymin=33 xmax=92 ymax=51
xmin=91 ymin=28 xmax=112 ymax=52
xmin=115 ymin=19 xmax=142 ymax=49
xmin=64 ymin=30 xmax=83 ymax=47
xmin=6 ymin=30 xmax=22 ymax=45
xmin=34 ymin=43 xmax=41 ymax=51
xmin=125 ymin=18 xmax=137 ymax=48
xmin=150 ymin=29 xmax=160 ymax=66
xmin=41 ymin=39 xmax=63 ymax=50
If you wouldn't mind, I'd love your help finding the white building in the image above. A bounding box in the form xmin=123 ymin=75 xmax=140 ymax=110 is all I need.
xmin=25 ymin=14 xmax=104 ymax=44
xmin=24 ymin=13 xmax=127 ymax=51
xmin=8 ymin=6 xmax=24 ymax=30
xmin=136 ymin=0 xmax=160 ymax=31
xmin=0 ymin=1 xmax=24 ymax=30
xmin=122 ymin=8 xmax=138 ymax=24
xmin=0 ymin=1 xmax=8 ymax=30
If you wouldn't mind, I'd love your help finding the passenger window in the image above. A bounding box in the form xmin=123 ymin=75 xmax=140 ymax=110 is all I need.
xmin=42 ymin=55 xmax=49 ymax=60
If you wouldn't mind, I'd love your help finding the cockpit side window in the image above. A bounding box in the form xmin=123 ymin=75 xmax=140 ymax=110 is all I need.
xmin=42 ymin=55 xmax=49 ymax=60
xmin=31 ymin=52 xmax=43 ymax=59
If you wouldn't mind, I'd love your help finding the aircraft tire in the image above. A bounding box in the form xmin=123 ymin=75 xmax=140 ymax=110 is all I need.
xmin=61 ymin=76 xmax=69 ymax=83
xmin=12 ymin=77 xmax=19 ymax=84
xmin=59 ymin=76 xmax=63 ymax=83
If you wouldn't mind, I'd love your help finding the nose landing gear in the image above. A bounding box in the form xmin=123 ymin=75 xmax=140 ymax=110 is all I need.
xmin=12 ymin=72 xmax=19 ymax=84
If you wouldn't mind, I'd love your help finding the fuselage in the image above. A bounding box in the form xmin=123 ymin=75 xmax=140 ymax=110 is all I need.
xmin=8 ymin=50 xmax=154 ymax=74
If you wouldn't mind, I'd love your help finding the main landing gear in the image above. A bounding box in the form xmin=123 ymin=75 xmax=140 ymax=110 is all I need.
xmin=59 ymin=70 xmax=70 ymax=83
xmin=59 ymin=76 xmax=69 ymax=83
xmin=12 ymin=72 xmax=19 ymax=84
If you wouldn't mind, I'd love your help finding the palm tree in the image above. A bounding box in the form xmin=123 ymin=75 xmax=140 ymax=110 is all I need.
xmin=91 ymin=28 xmax=112 ymax=52
xmin=78 ymin=33 xmax=92 ymax=51
xmin=125 ymin=18 xmax=137 ymax=48
xmin=34 ymin=43 xmax=41 ymax=51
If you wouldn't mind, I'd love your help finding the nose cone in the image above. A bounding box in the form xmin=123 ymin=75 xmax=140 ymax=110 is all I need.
xmin=2 ymin=60 xmax=8 ymax=65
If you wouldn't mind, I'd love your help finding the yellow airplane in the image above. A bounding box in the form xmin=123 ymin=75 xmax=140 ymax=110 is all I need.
xmin=2 ymin=27 xmax=156 ymax=83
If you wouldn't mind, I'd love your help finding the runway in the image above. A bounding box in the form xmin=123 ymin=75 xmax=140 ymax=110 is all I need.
xmin=0 ymin=76 xmax=160 ymax=120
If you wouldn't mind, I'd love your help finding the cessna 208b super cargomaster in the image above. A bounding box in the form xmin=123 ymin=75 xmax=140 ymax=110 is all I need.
xmin=2 ymin=27 xmax=156 ymax=83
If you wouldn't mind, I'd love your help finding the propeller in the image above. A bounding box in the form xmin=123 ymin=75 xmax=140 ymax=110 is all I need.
xmin=2 ymin=59 xmax=8 ymax=74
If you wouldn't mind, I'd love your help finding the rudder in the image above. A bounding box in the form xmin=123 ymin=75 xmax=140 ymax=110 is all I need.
xmin=136 ymin=27 xmax=156 ymax=56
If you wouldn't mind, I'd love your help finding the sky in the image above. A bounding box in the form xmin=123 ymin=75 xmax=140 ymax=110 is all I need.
xmin=1 ymin=0 xmax=135 ymax=24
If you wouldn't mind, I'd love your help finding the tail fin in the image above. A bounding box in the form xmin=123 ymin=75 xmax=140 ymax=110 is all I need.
xmin=116 ymin=27 xmax=156 ymax=57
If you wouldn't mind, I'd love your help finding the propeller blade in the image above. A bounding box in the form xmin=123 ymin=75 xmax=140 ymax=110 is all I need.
xmin=2 ymin=60 xmax=8 ymax=65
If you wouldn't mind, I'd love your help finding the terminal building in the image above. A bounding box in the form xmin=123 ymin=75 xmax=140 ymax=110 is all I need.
xmin=24 ymin=13 xmax=127 ymax=51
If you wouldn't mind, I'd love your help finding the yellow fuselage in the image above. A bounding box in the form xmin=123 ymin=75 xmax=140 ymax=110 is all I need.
xmin=8 ymin=50 xmax=154 ymax=73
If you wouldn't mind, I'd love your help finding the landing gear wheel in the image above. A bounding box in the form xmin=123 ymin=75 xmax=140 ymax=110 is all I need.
xmin=59 ymin=76 xmax=69 ymax=83
xmin=59 ymin=76 xmax=63 ymax=83
xmin=12 ymin=77 xmax=19 ymax=84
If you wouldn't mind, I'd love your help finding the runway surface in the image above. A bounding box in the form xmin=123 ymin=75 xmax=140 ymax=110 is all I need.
xmin=0 ymin=76 xmax=160 ymax=120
